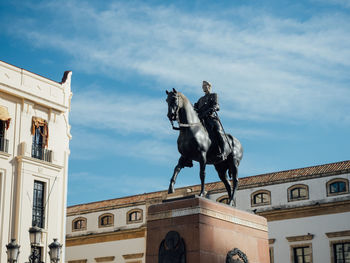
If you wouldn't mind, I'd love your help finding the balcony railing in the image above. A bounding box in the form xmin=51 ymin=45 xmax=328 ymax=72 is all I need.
xmin=0 ymin=136 xmax=9 ymax=153
xmin=31 ymin=143 xmax=52 ymax=162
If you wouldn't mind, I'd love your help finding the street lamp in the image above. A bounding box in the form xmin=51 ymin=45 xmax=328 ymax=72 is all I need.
xmin=6 ymin=239 xmax=20 ymax=263
xmin=29 ymin=225 xmax=43 ymax=263
xmin=29 ymin=225 xmax=42 ymax=246
xmin=48 ymin=239 xmax=62 ymax=263
xmin=5 ymin=228 xmax=63 ymax=263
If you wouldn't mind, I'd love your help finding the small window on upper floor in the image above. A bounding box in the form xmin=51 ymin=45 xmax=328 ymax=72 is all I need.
xmin=216 ymin=195 xmax=230 ymax=204
xmin=99 ymin=213 xmax=114 ymax=228
xmin=251 ymin=190 xmax=271 ymax=207
xmin=288 ymin=184 xmax=309 ymax=202
xmin=0 ymin=120 xmax=7 ymax=152
xmin=0 ymin=106 xmax=11 ymax=153
xmin=327 ymin=178 xmax=349 ymax=197
xmin=127 ymin=209 xmax=143 ymax=224
xmin=31 ymin=117 xmax=52 ymax=162
xmin=72 ymin=217 xmax=87 ymax=231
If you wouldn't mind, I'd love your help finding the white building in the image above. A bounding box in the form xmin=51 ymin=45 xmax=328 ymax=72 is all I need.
xmin=65 ymin=160 xmax=350 ymax=263
xmin=0 ymin=60 xmax=72 ymax=263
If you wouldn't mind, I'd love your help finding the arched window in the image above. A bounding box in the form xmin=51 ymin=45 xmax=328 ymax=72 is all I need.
xmin=327 ymin=178 xmax=349 ymax=196
xmin=72 ymin=217 xmax=87 ymax=231
xmin=127 ymin=209 xmax=143 ymax=224
xmin=251 ymin=190 xmax=271 ymax=207
xmin=216 ymin=195 xmax=230 ymax=204
xmin=288 ymin=184 xmax=309 ymax=202
xmin=98 ymin=213 xmax=114 ymax=228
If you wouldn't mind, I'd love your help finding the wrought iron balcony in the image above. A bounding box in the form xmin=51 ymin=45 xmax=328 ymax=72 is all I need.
xmin=31 ymin=143 xmax=52 ymax=162
xmin=0 ymin=136 xmax=9 ymax=153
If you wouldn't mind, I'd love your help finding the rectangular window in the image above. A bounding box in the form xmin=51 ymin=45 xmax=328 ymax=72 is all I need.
xmin=0 ymin=120 xmax=8 ymax=152
xmin=293 ymin=246 xmax=312 ymax=263
xmin=334 ymin=242 xmax=350 ymax=263
xmin=32 ymin=126 xmax=44 ymax=160
xmin=32 ymin=181 xmax=45 ymax=228
xmin=0 ymin=120 xmax=4 ymax=137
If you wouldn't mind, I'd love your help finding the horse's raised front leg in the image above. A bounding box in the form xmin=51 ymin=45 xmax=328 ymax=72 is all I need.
xmin=168 ymin=156 xmax=186 ymax=194
xmin=199 ymin=152 xmax=207 ymax=197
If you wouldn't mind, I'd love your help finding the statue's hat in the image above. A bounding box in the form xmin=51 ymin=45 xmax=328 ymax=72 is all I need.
xmin=203 ymin=80 xmax=211 ymax=87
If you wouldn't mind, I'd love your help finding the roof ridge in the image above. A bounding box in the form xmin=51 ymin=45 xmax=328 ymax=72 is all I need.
xmin=239 ymin=160 xmax=350 ymax=181
xmin=67 ymin=160 xmax=350 ymax=211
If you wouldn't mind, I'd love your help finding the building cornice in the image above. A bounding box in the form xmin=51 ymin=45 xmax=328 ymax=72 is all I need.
xmin=66 ymin=227 xmax=146 ymax=247
xmin=16 ymin=155 xmax=63 ymax=172
xmin=257 ymin=199 xmax=350 ymax=221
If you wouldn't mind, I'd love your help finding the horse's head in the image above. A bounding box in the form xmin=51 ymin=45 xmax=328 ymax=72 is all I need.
xmin=166 ymin=88 xmax=180 ymax=121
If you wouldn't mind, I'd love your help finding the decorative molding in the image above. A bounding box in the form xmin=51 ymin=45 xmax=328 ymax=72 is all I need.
xmin=122 ymin=253 xmax=144 ymax=259
xmin=326 ymin=230 xmax=350 ymax=238
xmin=148 ymin=206 xmax=268 ymax=232
xmin=0 ymin=151 xmax=10 ymax=160
xmin=68 ymin=260 xmax=87 ymax=263
xmin=286 ymin=234 xmax=314 ymax=242
xmin=94 ymin=256 xmax=115 ymax=262
xmin=16 ymin=155 xmax=62 ymax=171
xmin=269 ymin=238 xmax=276 ymax=244
xmin=66 ymin=227 xmax=146 ymax=247
xmin=226 ymin=248 xmax=248 ymax=263
xmin=258 ymin=199 xmax=350 ymax=221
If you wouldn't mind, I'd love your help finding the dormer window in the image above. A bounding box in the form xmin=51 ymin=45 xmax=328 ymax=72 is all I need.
xmin=127 ymin=209 xmax=143 ymax=224
xmin=72 ymin=217 xmax=87 ymax=231
xmin=327 ymin=178 xmax=349 ymax=196
xmin=288 ymin=184 xmax=309 ymax=202
xmin=99 ymin=213 xmax=114 ymax=228
xmin=216 ymin=195 xmax=230 ymax=204
xmin=251 ymin=190 xmax=271 ymax=207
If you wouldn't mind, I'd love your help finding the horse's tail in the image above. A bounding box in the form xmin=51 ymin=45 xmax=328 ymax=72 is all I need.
xmin=227 ymin=134 xmax=243 ymax=167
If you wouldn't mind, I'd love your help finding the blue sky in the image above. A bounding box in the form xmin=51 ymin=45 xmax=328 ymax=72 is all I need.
xmin=1 ymin=0 xmax=349 ymax=206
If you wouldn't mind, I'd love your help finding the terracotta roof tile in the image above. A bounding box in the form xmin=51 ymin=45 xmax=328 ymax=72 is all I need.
xmin=67 ymin=160 xmax=350 ymax=215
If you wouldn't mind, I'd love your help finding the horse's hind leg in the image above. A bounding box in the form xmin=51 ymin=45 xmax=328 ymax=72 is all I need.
xmin=228 ymin=155 xmax=239 ymax=204
xmin=215 ymin=163 xmax=232 ymax=204
xmin=199 ymin=152 xmax=207 ymax=197
xmin=168 ymin=156 xmax=189 ymax=194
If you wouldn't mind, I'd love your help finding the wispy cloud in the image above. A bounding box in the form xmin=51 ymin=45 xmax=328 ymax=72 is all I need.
xmin=70 ymin=127 xmax=177 ymax=163
xmin=6 ymin=1 xmax=350 ymax=125
xmin=71 ymin=89 xmax=170 ymax=137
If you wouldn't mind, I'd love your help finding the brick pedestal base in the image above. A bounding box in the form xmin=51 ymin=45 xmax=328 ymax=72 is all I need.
xmin=146 ymin=196 xmax=269 ymax=263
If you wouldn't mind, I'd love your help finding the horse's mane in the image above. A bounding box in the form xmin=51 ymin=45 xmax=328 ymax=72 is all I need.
xmin=177 ymin=92 xmax=191 ymax=105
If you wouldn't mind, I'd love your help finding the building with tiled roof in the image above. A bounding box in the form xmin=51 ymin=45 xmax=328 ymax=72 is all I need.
xmin=66 ymin=160 xmax=350 ymax=263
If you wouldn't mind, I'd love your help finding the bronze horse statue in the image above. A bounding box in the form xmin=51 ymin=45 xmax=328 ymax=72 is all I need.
xmin=166 ymin=88 xmax=243 ymax=205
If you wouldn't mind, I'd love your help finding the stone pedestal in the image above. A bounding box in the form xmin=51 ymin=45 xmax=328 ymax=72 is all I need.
xmin=146 ymin=196 xmax=269 ymax=263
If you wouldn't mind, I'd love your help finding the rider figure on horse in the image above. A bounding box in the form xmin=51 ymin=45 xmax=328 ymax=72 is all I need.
xmin=194 ymin=81 xmax=226 ymax=160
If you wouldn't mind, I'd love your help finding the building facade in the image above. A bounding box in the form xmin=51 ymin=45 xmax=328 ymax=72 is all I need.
xmin=0 ymin=60 xmax=72 ymax=262
xmin=65 ymin=160 xmax=350 ymax=263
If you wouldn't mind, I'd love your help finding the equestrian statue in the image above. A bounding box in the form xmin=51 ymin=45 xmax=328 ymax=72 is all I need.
xmin=166 ymin=81 xmax=243 ymax=205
